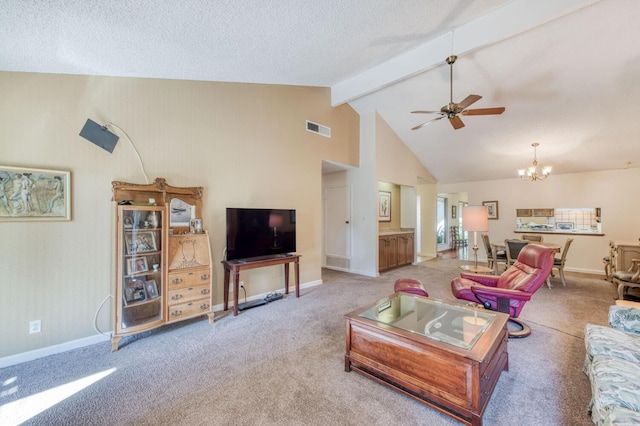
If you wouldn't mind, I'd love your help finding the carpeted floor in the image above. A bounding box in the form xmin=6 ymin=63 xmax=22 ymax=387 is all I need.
xmin=1 ymin=257 xmax=617 ymax=425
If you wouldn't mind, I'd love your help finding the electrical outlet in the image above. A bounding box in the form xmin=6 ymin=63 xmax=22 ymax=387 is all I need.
xmin=29 ymin=320 xmax=41 ymax=334
xmin=239 ymin=281 xmax=245 ymax=288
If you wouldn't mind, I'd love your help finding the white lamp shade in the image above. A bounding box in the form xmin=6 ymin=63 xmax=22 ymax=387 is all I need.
xmin=462 ymin=206 xmax=489 ymax=232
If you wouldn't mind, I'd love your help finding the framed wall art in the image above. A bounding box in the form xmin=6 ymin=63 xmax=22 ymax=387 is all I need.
xmin=378 ymin=191 xmax=391 ymax=222
xmin=170 ymin=197 xmax=195 ymax=227
xmin=0 ymin=165 xmax=71 ymax=221
xmin=482 ymin=200 xmax=499 ymax=220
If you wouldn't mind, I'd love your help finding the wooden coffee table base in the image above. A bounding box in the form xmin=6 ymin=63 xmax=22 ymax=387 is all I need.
xmin=345 ymin=319 xmax=508 ymax=426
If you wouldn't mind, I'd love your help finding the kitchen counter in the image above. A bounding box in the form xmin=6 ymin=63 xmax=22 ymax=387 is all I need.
xmin=514 ymin=230 xmax=604 ymax=236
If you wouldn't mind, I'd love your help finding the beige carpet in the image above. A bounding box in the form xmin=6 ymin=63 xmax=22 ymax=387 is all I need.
xmin=1 ymin=257 xmax=616 ymax=425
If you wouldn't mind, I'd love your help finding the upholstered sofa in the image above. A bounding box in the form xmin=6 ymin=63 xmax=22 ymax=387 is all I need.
xmin=583 ymin=302 xmax=640 ymax=425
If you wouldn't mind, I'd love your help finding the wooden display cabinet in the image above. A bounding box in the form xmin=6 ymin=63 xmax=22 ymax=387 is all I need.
xmin=111 ymin=178 xmax=214 ymax=352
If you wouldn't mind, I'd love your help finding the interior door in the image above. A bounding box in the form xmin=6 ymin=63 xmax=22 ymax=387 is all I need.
xmin=325 ymin=185 xmax=351 ymax=261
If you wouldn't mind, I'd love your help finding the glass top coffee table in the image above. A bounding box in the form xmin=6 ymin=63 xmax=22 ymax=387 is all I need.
xmin=358 ymin=294 xmax=496 ymax=349
xmin=345 ymin=293 xmax=509 ymax=426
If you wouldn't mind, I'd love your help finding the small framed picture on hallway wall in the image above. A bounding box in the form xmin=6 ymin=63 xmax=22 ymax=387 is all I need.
xmin=378 ymin=191 xmax=391 ymax=222
xmin=483 ymin=200 xmax=499 ymax=220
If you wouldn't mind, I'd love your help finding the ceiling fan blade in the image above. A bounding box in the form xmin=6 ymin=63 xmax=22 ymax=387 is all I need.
xmin=411 ymin=110 xmax=441 ymax=114
xmin=457 ymin=94 xmax=482 ymax=110
xmin=450 ymin=115 xmax=465 ymax=129
xmin=411 ymin=116 xmax=444 ymax=130
xmin=462 ymin=107 xmax=506 ymax=116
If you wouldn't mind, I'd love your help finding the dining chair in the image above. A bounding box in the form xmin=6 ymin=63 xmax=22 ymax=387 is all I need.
xmin=504 ymin=239 xmax=529 ymax=267
xmin=522 ymin=234 xmax=544 ymax=242
xmin=549 ymin=238 xmax=574 ymax=287
xmin=613 ymin=259 xmax=640 ymax=300
xmin=481 ymin=234 xmax=507 ymax=272
xmin=603 ymin=240 xmax=614 ymax=282
xmin=449 ymin=226 xmax=467 ymax=250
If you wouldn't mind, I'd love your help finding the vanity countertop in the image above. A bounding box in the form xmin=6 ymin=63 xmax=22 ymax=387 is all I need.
xmin=379 ymin=229 xmax=415 ymax=236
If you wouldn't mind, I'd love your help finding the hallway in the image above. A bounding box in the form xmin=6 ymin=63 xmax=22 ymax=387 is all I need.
xmin=437 ymin=243 xmax=469 ymax=260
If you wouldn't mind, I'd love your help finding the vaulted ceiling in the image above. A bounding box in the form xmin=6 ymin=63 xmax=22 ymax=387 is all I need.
xmin=1 ymin=0 xmax=637 ymax=183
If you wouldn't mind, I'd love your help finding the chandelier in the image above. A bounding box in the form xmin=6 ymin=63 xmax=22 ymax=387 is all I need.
xmin=518 ymin=143 xmax=551 ymax=181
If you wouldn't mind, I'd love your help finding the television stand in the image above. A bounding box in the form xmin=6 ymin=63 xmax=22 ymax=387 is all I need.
xmin=222 ymin=255 xmax=301 ymax=316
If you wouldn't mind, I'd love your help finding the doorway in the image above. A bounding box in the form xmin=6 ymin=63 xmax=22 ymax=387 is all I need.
xmin=437 ymin=196 xmax=447 ymax=250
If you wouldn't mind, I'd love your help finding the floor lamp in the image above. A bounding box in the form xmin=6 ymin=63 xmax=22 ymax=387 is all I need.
xmin=462 ymin=206 xmax=489 ymax=268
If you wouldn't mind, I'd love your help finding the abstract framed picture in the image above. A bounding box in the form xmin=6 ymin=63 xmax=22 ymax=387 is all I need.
xmin=0 ymin=165 xmax=71 ymax=221
xmin=378 ymin=191 xmax=391 ymax=222
xmin=482 ymin=200 xmax=499 ymax=220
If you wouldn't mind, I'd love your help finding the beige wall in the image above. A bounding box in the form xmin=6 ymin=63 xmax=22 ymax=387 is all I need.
xmin=376 ymin=114 xmax=435 ymax=185
xmin=0 ymin=71 xmax=359 ymax=358
xmin=437 ymin=168 xmax=640 ymax=273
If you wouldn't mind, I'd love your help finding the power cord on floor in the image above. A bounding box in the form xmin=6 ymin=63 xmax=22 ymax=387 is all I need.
xmin=519 ymin=318 xmax=584 ymax=339
xmin=94 ymin=294 xmax=113 ymax=337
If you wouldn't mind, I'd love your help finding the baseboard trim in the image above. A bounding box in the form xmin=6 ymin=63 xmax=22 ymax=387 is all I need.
xmin=0 ymin=333 xmax=111 ymax=369
xmin=2 ymin=280 xmax=325 ymax=368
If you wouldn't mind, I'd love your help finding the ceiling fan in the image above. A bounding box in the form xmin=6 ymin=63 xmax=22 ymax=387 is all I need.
xmin=411 ymin=55 xmax=505 ymax=130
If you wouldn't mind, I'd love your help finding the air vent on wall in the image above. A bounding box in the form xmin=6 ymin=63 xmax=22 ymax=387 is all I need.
xmin=306 ymin=120 xmax=331 ymax=138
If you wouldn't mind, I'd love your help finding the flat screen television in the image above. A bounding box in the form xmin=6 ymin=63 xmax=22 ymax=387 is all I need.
xmin=226 ymin=208 xmax=296 ymax=261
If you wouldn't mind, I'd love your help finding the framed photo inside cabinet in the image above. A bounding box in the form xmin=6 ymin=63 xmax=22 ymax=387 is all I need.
xmin=378 ymin=191 xmax=391 ymax=222
xmin=482 ymin=201 xmax=499 ymax=220
xmin=145 ymin=280 xmax=159 ymax=299
xmin=125 ymin=231 xmax=157 ymax=254
xmin=127 ymin=257 xmax=149 ymax=275
xmin=124 ymin=279 xmax=146 ymax=303
xmin=0 ymin=165 xmax=70 ymax=221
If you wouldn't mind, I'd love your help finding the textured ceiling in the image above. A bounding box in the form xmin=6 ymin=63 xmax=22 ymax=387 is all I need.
xmin=1 ymin=0 xmax=638 ymax=183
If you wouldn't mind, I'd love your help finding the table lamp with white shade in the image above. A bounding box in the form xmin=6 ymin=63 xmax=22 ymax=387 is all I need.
xmin=462 ymin=206 xmax=489 ymax=268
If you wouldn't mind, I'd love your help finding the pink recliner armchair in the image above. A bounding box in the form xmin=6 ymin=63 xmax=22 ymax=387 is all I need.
xmin=451 ymin=244 xmax=555 ymax=337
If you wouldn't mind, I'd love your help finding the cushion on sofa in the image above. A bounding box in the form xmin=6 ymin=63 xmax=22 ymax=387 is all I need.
xmin=609 ymin=306 xmax=640 ymax=334
xmin=589 ymin=355 xmax=640 ymax=425
xmin=584 ymin=324 xmax=640 ymax=374
xmin=602 ymin=405 xmax=640 ymax=426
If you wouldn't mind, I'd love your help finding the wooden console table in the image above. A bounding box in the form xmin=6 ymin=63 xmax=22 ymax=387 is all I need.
xmin=222 ymin=255 xmax=301 ymax=316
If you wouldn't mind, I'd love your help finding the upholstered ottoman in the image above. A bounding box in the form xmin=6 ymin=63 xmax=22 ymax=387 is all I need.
xmin=393 ymin=278 xmax=428 ymax=297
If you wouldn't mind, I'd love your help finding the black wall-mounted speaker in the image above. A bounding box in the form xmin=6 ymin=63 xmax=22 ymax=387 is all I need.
xmin=79 ymin=119 xmax=119 ymax=153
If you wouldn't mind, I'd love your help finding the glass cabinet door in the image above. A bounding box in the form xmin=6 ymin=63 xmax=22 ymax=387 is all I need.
xmin=117 ymin=206 xmax=164 ymax=332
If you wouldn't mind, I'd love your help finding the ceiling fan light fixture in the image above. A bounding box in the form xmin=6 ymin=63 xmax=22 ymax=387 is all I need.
xmin=519 ymin=143 xmax=551 ymax=181
xmin=410 ymin=55 xmax=505 ymax=131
